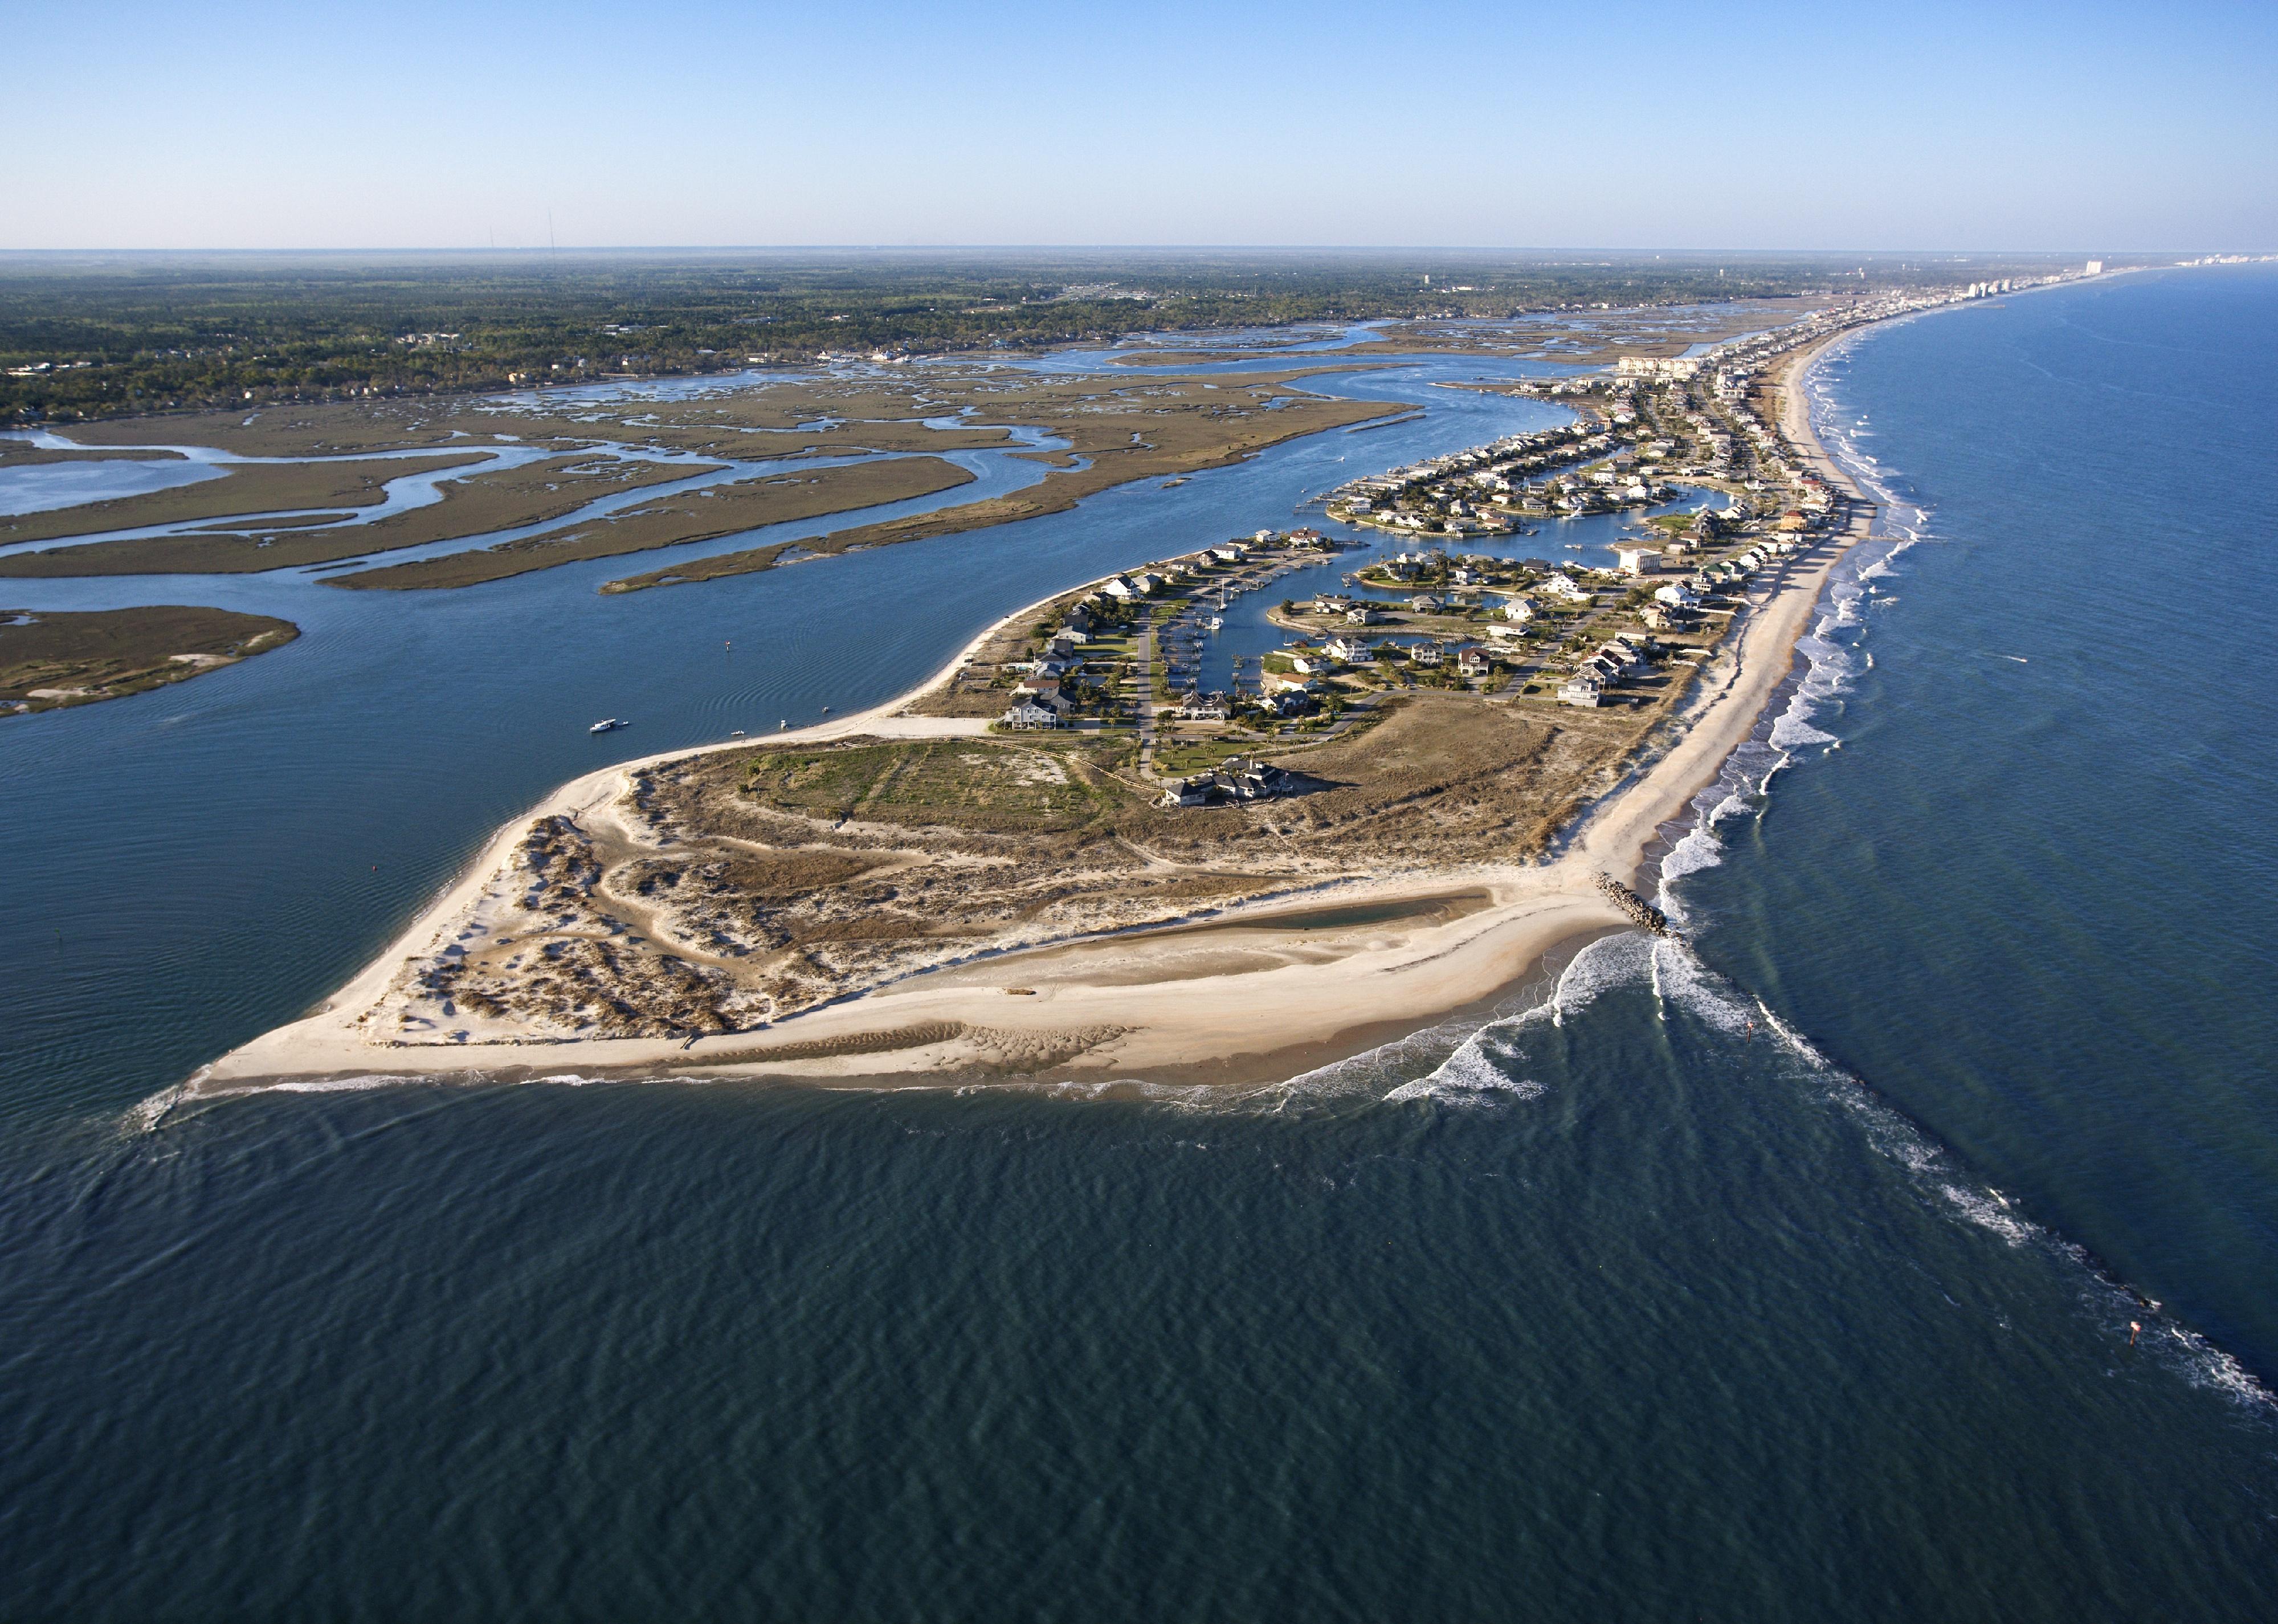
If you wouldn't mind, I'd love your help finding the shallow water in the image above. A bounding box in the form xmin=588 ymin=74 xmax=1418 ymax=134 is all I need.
xmin=4 ymin=278 xmax=2276 ymax=1619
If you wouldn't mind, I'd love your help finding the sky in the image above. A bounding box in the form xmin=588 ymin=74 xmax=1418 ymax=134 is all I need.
xmin=5 ymin=0 xmax=2273 ymax=251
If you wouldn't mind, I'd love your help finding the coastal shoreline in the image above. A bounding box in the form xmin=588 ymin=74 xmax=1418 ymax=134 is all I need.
xmin=183 ymin=327 xmax=1876 ymax=1102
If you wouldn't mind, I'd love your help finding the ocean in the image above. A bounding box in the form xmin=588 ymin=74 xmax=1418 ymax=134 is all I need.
xmin=2 ymin=271 xmax=2275 ymax=1619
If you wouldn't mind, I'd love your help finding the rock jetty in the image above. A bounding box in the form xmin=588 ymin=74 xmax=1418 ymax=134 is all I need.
xmin=1595 ymin=872 xmax=1669 ymax=936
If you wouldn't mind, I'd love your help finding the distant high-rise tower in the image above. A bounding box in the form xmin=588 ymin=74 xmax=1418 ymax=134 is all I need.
xmin=2085 ymin=260 xmax=2105 ymax=275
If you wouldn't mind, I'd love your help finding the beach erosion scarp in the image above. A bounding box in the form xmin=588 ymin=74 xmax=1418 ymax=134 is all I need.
xmin=186 ymin=332 xmax=1873 ymax=1099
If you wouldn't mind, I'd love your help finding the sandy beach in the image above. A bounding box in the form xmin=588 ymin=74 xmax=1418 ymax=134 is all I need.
xmin=189 ymin=331 xmax=1871 ymax=1098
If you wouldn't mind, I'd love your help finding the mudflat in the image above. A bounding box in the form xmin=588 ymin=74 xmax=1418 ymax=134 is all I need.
xmin=0 ymin=441 xmax=186 ymax=467
xmin=0 ymin=455 xmax=712 ymax=576
xmin=330 ymin=455 xmax=979 ymax=589
xmin=0 ymin=453 xmax=488 ymax=554
xmin=603 ymin=372 xmax=1402 ymax=591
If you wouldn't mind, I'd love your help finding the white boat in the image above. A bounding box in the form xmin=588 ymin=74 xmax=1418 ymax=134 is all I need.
xmin=1207 ymin=615 xmax=1224 ymax=630
xmin=589 ymin=718 xmax=623 ymax=733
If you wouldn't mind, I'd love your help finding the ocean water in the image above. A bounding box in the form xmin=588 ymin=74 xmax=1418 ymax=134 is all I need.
xmin=4 ymin=275 xmax=2277 ymax=1619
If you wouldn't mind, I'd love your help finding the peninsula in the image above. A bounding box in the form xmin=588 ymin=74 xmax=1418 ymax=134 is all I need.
xmin=186 ymin=300 xmax=1895 ymax=1097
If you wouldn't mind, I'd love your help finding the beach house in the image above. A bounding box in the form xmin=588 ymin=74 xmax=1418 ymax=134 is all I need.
xmin=1002 ymin=695 xmax=1065 ymax=729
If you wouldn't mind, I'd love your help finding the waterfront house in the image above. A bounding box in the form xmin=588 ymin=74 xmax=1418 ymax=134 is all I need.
xmin=1326 ymin=635 xmax=1372 ymax=663
xmin=1345 ymin=606 xmax=1385 ymax=626
xmin=1457 ymin=646 xmax=1492 ymax=679
xmin=1558 ymin=675 xmax=1605 ymax=708
xmin=1614 ymin=545 xmax=1660 ymax=576
xmin=1002 ymin=696 xmax=1063 ymax=729
xmin=1411 ymin=593 xmax=1445 ymax=614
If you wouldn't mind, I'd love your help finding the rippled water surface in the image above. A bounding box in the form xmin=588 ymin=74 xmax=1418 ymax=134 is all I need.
xmin=4 ymin=279 xmax=2276 ymax=1619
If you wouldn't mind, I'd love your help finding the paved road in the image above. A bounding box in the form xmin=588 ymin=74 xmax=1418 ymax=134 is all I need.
xmin=1134 ymin=613 xmax=1160 ymax=776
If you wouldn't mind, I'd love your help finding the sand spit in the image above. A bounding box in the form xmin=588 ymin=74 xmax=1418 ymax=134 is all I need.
xmin=190 ymin=333 xmax=1872 ymax=1098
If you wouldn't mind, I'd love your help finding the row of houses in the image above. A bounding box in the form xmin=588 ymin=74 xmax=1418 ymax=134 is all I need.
xmin=1274 ymin=636 xmax=1497 ymax=682
xmin=1331 ymin=419 xmax=1623 ymax=530
xmin=1001 ymin=529 xmax=1352 ymax=729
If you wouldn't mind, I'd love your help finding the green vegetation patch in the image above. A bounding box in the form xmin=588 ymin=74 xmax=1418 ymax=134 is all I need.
xmin=740 ymin=737 xmax=1136 ymax=833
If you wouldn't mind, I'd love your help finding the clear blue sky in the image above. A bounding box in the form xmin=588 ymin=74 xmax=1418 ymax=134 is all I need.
xmin=7 ymin=0 xmax=2272 ymax=251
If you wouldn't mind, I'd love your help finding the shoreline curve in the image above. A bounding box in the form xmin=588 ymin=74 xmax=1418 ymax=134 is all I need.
xmin=182 ymin=325 xmax=1878 ymax=1100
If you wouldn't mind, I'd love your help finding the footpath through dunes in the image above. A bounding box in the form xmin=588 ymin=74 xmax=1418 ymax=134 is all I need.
xmin=1 ymin=605 xmax=297 ymax=716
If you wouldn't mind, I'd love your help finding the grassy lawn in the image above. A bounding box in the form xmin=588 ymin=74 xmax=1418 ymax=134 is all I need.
xmin=741 ymin=738 xmax=1133 ymax=830
xmin=1152 ymin=738 xmax=1269 ymax=777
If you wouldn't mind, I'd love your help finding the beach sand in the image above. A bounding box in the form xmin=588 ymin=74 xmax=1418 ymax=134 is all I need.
xmin=187 ymin=332 xmax=1870 ymax=1099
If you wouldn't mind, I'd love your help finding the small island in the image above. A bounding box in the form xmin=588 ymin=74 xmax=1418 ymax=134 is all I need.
xmin=1 ymin=605 xmax=298 ymax=717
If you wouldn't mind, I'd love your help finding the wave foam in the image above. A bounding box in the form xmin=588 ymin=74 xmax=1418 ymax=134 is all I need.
xmin=1384 ymin=1033 xmax=1545 ymax=1107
